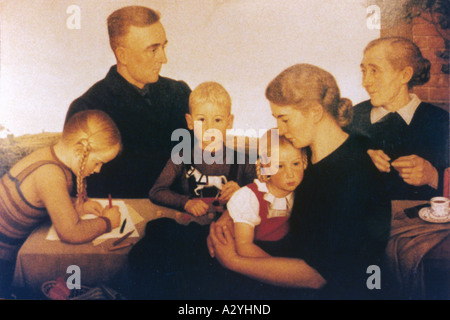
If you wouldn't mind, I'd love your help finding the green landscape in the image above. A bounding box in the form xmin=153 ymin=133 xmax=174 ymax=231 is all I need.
xmin=0 ymin=132 xmax=61 ymax=177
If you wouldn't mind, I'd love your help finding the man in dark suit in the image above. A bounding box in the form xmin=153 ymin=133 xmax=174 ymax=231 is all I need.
xmin=65 ymin=6 xmax=191 ymax=198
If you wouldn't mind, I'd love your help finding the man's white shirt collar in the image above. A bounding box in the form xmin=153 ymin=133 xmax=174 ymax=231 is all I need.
xmin=370 ymin=94 xmax=421 ymax=125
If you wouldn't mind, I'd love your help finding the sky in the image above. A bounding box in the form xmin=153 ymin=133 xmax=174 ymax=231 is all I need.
xmin=0 ymin=0 xmax=379 ymax=136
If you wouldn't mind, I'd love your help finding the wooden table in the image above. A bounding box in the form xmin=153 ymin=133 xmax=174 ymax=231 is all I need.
xmin=11 ymin=199 xmax=214 ymax=299
xmin=11 ymin=200 xmax=449 ymax=299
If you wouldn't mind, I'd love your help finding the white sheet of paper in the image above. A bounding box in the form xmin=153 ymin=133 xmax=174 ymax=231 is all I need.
xmin=45 ymin=199 xmax=139 ymax=242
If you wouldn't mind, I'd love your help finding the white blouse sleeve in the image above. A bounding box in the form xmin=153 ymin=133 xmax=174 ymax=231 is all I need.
xmin=227 ymin=186 xmax=261 ymax=227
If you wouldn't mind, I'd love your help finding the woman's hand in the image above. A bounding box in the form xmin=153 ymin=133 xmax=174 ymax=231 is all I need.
xmin=184 ymin=199 xmax=209 ymax=216
xmin=219 ymin=181 xmax=240 ymax=201
xmin=207 ymin=211 xmax=234 ymax=257
xmin=208 ymin=222 xmax=239 ymax=270
xmin=391 ymin=155 xmax=438 ymax=188
xmin=101 ymin=206 xmax=121 ymax=229
xmin=82 ymin=200 xmax=103 ymax=216
xmin=367 ymin=149 xmax=391 ymax=172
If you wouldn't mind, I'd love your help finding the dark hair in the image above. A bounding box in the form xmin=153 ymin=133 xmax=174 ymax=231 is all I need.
xmin=265 ymin=63 xmax=353 ymax=127
xmin=107 ymin=6 xmax=161 ymax=52
xmin=364 ymin=37 xmax=431 ymax=88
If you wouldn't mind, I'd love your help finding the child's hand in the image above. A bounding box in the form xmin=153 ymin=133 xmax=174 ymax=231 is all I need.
xmin=74 ymin=198 xmax=85 ymax=216
xmin=219 ymin=181 xmax=240 ymax=201
xmin=82 ymin=200 xmax=103 ymax=216
xmin=184 ymin=199 xmax=209 ymax=216
xmin=101 ymin=206 xmax=121 ymax=229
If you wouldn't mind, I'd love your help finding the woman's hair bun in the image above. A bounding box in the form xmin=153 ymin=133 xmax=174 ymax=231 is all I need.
xmin=336 ymin=98 xmax=353 ymax=127
xmin=410 ymin=57 xmax=431 ymax=88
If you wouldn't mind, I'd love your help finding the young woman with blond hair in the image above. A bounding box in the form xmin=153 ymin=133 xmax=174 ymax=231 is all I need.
xmin=208 ymin=64 xmax=391 ymax=299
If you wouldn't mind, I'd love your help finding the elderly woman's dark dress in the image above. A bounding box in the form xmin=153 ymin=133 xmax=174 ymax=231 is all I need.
xmin=346 ymin=99 xmax=448 ymax=200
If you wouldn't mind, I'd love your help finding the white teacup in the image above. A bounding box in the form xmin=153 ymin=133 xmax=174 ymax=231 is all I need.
xmin=430 ymin=197 xmax=450 ymax=218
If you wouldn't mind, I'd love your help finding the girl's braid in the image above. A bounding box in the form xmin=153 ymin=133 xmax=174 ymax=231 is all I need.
xmin=76 ymin=141 xmax=90 ymax=204
xmin=256 ymin=158 xmax=270 ymax=183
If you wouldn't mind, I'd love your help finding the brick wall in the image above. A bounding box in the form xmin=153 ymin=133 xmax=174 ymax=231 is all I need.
xmin=411 ymin=14 xmax=449 ymax=109
xmin=381 ymin=13 xmax=449 ymax=110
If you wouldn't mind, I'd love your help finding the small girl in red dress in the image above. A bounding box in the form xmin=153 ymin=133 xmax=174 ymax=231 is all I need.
xmin=227 ymin=129 xmax=307 ymax=257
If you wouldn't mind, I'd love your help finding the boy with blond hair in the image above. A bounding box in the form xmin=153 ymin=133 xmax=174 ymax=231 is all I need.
xmin=149 ymin=81 xmax=256 ymax=216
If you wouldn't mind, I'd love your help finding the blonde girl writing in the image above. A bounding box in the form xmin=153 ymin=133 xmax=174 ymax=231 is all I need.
xmin=0 ymin=110 xmax=121 ymax=297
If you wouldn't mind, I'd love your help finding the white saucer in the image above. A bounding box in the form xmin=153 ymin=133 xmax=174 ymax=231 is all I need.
xmin=419 ymin=207 xmax=450 ymax=224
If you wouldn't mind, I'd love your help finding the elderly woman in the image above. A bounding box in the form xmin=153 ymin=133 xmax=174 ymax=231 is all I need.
xmin=209 ymin=64 xmax=391 ymax=299
xmin=346 ymin=37 xmax=449 ymax=200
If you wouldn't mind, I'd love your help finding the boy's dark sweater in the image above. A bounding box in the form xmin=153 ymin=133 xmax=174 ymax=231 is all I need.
xmin=149 ymin=145 xmax=256 ymax=210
